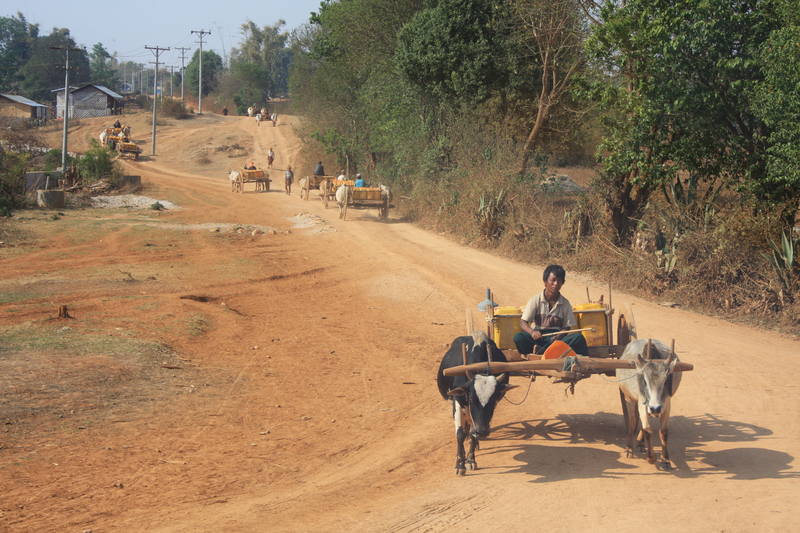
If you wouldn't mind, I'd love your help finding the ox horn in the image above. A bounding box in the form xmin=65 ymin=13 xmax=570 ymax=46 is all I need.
xmin=645 ymin=338 xmax=652 ymax=360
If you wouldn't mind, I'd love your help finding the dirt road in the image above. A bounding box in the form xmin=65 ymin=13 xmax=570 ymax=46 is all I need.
xmin=2 ymin=113 xmax=798 ymax=532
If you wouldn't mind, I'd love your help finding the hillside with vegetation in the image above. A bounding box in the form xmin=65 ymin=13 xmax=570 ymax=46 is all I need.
xmin=287 ymin=0 xmax=800 ymax=330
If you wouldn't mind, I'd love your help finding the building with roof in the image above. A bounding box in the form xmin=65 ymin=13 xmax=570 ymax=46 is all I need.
xmin=0 ymin=93 xmax=49 ymax=124
xmin=53 ymin=84 xmax=124 ymax=119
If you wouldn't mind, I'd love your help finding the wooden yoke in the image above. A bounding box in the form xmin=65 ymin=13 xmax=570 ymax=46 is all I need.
xmin=442 ymin=357 xmax=694 ymax=377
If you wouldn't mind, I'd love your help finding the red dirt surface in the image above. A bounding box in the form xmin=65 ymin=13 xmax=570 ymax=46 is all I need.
xmin=1 ymin=112 xmax=798 ymax=532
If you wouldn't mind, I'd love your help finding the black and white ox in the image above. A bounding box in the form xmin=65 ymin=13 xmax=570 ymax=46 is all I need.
xmin=617 ymin=338 xmax=682 ymax=468
xmin=436 ymin=332 xmax=514 ymax=476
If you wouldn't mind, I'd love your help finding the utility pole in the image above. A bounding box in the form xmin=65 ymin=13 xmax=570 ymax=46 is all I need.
xmin=50 ymin=45 xmax=81 ymax=173
xmin=169 ymin=65 xmax=175 ymax=97
xmin=145 ymin=45 xmax=169 ymax=156
xmin=190 ymin=29 xmax=211 ymax=113
xmin=175 ymin=47 xmax=189 ymax=101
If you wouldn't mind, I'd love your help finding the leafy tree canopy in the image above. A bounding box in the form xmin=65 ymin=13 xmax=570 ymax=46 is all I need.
xmin=185 ymin=49 xmax=223 ymax=97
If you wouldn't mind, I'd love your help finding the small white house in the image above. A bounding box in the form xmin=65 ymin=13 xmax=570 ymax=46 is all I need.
xmin=53 ymin=84 xmax=123 ymax=119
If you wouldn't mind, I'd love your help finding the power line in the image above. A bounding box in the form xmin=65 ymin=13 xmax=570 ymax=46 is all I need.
xmin=145 ymin=45 xmax=170 ymax=156
xmin=190 ymin=29 xmax=211 ymax=113
xmin=175 ymin=46 xmax=190 ymax=101
xmin=50 ymin=45 xmax=82 ymax=172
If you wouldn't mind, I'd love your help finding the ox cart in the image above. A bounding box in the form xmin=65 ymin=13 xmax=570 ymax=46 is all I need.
xmin=439 ymin=288 xmax=695 ymax=474
xmin=233 ymin=168 xmax=271 ymax=193
xmin=448 ymin=288 xmax=694 ymax=384
xmin=336 ymin=185 xmax=391 ymax=220
xmin=117 ymin=141 xmax=142 ymax=160
xmin=320 ymin=178 xmax=354 ymax=207
xmin=299 ymin=175 xmax=335 ymax=200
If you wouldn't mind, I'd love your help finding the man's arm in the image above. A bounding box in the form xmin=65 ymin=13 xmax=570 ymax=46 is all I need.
xmin=519 ymin=319 xmax=542 ymax=340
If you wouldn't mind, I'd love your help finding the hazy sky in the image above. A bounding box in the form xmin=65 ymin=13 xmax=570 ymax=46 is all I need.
xmin=6 ymin=1 xmax=323 ymax=65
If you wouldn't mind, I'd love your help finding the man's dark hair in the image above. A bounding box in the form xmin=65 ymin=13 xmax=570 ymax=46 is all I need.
xmin=543 ymin=264 xmax=566 ymax=283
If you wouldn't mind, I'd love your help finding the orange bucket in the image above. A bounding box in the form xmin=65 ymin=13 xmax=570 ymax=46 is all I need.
xmin=542 ymin=340 xmax=576 ymax=360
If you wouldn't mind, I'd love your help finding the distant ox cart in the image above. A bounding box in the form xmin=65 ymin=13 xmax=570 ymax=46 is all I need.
xmin=333 ymin=183 xmax=392 ymax=220
xmin=437 ymin=288 xmax=694 ymax=475
xmin=229 ymin=168 xmax=271 ymax=193
xmin=299 ymin=174 xmax=335 ymax=200
xmin=116 ymin=141 xmax=142 ymax=160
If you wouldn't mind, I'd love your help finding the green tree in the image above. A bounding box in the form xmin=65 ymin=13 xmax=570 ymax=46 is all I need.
xmin=0 ymin=12 xmax=38 ymax=92
xmin=184 ymin=49 xmax=223 ymax=97
xmin=751 ymin=0 xmax=800 ymax=225
xmin=588 ymin=0 xmax=782 ymax=243
xmin=17 ymin=28 xmax=89 ymax=102
xmin=89 ymin=42 xmax=118 ymax=88
xmin=395 ymin=0 xmax=511 ymax=104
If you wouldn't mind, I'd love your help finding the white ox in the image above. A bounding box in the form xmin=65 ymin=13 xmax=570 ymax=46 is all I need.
xmin=335 ymin=184 xmax=350 ymax=219
xmin=617 ymin=338 xmax=682 ymax=469
xmin=229 ymin=170 xmax=241 ymax=192
xmin=99 ymin=130 xmax=108 ymax=145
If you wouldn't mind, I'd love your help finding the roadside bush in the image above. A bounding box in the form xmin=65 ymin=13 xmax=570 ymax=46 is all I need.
xmin=0 ymin=148 xmax=29 ymax=215
xmin=77 ymin=141 xmax=116 ymax=182
xmin=159 ymin=98 xmax=191 ymax=119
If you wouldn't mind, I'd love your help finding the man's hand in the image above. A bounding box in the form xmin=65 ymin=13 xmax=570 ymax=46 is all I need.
xmin=530 ymin=329 xmax=542 ymax=341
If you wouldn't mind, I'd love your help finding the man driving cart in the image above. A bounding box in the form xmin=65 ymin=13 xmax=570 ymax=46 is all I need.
xmin=513 ymin=264 xmax=588 ymax=357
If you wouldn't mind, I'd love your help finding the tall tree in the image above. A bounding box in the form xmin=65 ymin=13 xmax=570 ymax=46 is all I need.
xmin=512 ymin=0 xmax=588 ymax=174
xmin=17 ymin=28 xmax=89 ymax=102
xmin=0 ymin=12 xmax=38 ymax=92
xmin=184 ymin=49 xmax=223 ymax=97
xmin=89 ymin=42 xmax=118 ymax=88
xmin=589 ymin=0 xmax=782 ymax=243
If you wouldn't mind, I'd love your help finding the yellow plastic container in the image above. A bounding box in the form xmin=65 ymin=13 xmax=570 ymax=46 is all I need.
xmin=573 ymin=302 xmax=610 ymax=347
xmin=492 ymin=306 xmax=523 ymax=350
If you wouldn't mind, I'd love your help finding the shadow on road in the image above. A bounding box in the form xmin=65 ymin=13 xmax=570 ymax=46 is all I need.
xmin=484 ymin=412 xmax=799 ymax=481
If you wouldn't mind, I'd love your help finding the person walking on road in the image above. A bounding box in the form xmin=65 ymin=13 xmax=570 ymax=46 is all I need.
xmin=285 ymin=165 xmax=294 ymax=195
xmin=267 ymin=148 xmax=275 ymax=168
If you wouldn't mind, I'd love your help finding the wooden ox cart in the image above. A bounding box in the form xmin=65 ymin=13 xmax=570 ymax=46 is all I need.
xmin=233 ymin=168 xmax=271 ymax=193
xmin=446 ymin=288 xmax=694 ymax=385
xmin=336 ymin=185 xmax=391 ymax=220
xmin=319 ymin=178 xmax=354 ymax=207
xmin=299 ymin=175 xmax=335 ymax=200
xmin=117 ymin=141 xmax=142 ymax=160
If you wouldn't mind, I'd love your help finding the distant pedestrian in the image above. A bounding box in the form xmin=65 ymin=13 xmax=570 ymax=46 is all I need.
xmin=222 ymin=107 xmax=229 ymax=116
xmin=267 ymin=147 xmax=275 ymax=168
xmin=285 ymin=166 xmax=294 ymax=195
xmin=313 ymin=161 xmax=325 ymax=176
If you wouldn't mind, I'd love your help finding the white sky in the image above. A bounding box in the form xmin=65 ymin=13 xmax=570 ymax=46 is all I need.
xmin=5 ymin=0 xmax=323 ymax=65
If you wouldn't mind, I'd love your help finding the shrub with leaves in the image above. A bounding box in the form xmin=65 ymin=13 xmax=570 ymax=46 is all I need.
xmin=77 ymin=140 xmax=115 ymax=182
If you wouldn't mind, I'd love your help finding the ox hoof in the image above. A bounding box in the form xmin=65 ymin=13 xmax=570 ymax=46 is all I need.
xmin=456 ymin=468 xmax=466 ymax=476
xmin=647 ymin=456 xmax=656 ymax=464
xmin=466 ymin=461 xmax=477 ymax=471
xmin=657 ymin=460 xmax=673 ymax=471
xmin=625 ymin=448 xmax=634 ymax=459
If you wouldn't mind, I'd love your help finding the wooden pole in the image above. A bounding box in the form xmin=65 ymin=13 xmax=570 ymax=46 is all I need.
xmin=443 ymin=357 xmax=694 ymax=377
